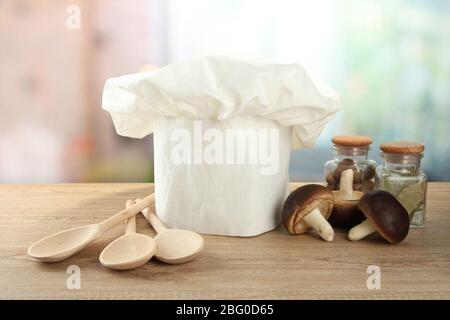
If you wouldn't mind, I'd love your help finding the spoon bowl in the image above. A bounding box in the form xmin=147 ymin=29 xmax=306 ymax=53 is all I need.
xmin=154 ymin=229 xmax=204 ymax=264
xmin=139 ymin=201 xmax=204 ymax=264
xmin=27 ymin=224 xmax=99 ymax=262
xmin=99 ymin=233 xmax=157 ymax=270
xmin=99 ymin=200 xmax=157 ymax=270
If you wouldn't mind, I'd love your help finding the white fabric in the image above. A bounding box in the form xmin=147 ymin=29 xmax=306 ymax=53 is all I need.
xmin=102 ymin=56 xmax=341 ymax=236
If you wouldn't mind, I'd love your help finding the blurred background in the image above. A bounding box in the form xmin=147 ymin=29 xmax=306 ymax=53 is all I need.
xmin=1 ymin=0 xmax=449 ymax=183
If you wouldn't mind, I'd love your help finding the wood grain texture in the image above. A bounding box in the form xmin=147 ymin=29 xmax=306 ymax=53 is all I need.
xmin=380 ymin=141 xmax=425 ymax=154
xmin=0 ymin=183 xmax=449 ymax=300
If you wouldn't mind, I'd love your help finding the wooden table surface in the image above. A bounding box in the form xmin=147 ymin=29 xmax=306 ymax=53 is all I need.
xmin=1 ymin=183 xmax=449 ymax=300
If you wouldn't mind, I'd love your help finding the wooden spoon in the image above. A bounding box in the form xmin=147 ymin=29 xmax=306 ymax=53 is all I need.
xmin=138 ymin=199 xmax=204 ymax=264
xmin=27 ymin=194 xmax=155 ymax=262
xmin=99 ymin=200 xmax=157 ymax=270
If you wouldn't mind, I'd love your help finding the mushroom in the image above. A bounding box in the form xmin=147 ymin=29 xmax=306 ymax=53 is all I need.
xmin=281 ymin=184 xmax=334 ymax=242
xmin=361 ymin=165 xmax=376 ymax=193
xmin=333 ymin=158 xmax=355 ymax=181
xmin=362 ymin=164 xmax=376 ymax=181
xmin=353 ymin=170 xmax=362 ymax=184
xmin=326 ymin=172 xmax=336 ymax=186
xmin=329 ymin=169 xmax=365 ymax=229
xmin=361 ymin=180 xmax=375 ymax=193
xmin=348 ymin=190 xmax=410 ymax=243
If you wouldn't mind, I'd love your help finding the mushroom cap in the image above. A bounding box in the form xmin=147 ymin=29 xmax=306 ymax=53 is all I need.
xmin=362 ymin=165 xmax=376 ymax=181
xmin=330 ymin=190 xmax=365 ymax=229
xmin=358 ymin=190 xmax=410 ymax=244
xmin=333 ymin=159 xmax=356 ymax=181
xmin=281 ymin=184 xmax=334 ymax=234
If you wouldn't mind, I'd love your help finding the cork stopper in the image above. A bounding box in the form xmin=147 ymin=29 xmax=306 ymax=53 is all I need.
xmin=380 ymin=141 xmax=425 ymax=154
xmin=332 ymin=135 xmax=373 ymax=147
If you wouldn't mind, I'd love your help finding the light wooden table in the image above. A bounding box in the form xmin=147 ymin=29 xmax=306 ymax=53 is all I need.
xmin=1 ymin=183 xmax=449 ymax=300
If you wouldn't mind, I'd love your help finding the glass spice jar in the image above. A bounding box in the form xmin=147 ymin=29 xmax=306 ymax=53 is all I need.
xmin=375 ymin=141 xmax=427 ymax=228
xmin=324 ymin=135 xmax=377 ymax=193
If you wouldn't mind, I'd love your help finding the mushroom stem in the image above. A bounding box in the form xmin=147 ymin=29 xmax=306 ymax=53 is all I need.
xmin=338 ymin=169 xmax=354 ymax=200
xmin=303 ymin=208 xmax=334 ymax=242
xmin=348 ymin=219 xmax=377 ymax=241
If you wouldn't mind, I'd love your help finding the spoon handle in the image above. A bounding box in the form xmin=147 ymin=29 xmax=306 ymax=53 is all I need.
xmin=98 ymin=194 xmax=155 ymax=233
xmin=125 ymin=200 xmax=136 ymax=234
xmin=139 ymin=199 xmax=167 ymax=234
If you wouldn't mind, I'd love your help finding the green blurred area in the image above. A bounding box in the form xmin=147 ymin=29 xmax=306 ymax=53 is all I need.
xmin=334 ymin=0 xmax=450 ymax=180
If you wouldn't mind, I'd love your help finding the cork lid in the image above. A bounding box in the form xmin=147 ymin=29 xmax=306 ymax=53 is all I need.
xmin=332 ymin=135 xmax=373 ymax=147
xmin=380 ymin=141 xmax=425 ymax=154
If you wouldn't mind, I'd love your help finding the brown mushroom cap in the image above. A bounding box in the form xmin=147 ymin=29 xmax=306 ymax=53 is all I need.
xmin=330 ymin=190 xmax=365 ymax=229
xmin=358 ymin=190 xmax=410 ymax=244
xmin=362 ymin=180 xmax=375 ymax=193
xmin=362 ymin=164 xmax=376 ymax=181
xmin=333 ymin=158 xmax=355 ymax=181
xmin=281 ymin=184 xmax=334 ymax=234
